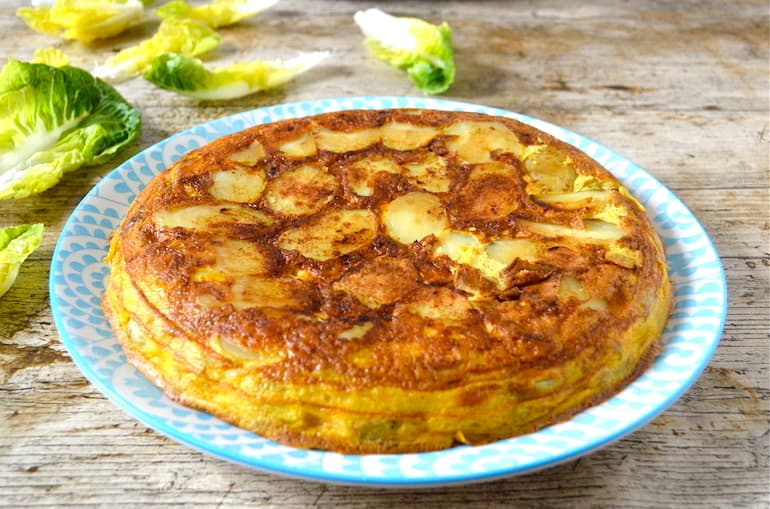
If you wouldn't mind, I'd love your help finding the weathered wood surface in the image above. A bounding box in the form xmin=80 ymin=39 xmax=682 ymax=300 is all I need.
xmin=1 ymin=0 xmax=768 ymax=507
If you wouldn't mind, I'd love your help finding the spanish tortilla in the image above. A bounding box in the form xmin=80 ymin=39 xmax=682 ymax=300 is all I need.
xmin=103 ymin=109 xmax=672 ymax=453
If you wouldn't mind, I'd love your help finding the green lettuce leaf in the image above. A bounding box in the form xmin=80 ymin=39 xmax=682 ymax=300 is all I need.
xmin=94 ymin=16 xmax=221 ymax=82
xmin=0 ymin=223 xmax=44 ymax=297
xmin=143 ymin=51 xmax=328 ymax=100
xmin=156 ymin=0 xmax=278 ymax=28
xmin=0 ymin=59 xmax=141 ymax=200
xmin=354 ymin=8 xmax=455 ymax=95
xmin=17 ymin=0 xmax=144 ymax=43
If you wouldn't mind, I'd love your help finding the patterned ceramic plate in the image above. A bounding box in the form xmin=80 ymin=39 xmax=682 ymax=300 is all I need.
xmin=50 ymin=97 xmax=726 ymax=487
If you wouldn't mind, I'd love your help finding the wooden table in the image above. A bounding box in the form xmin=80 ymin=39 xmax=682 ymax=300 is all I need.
xmin=1 ymin=1 xmax=768 ymax=506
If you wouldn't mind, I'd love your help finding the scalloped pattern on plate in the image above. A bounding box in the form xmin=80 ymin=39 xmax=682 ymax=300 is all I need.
xmin=50 ymin=96 xmax=726 ymax=487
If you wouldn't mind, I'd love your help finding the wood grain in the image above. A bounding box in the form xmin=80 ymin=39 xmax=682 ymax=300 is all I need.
xmin=1 ymin=0 xmax=768 ymax=507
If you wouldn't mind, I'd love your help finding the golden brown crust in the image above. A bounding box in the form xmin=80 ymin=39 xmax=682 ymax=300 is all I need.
xmin=103 ymin=109 xmax=672 ymax=453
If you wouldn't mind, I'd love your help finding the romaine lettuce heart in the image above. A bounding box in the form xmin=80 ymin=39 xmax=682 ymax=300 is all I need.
xmin=94 ymin=17 xmax=220 ymax=82
xmin=143 ymin=51 xmax=328 ymax=100
xmin=155 ymin=0 xmax=278 ymax=28
xmin=354 ymin=8 xmax=455 ymax=95
xmin=17 ymin=0 xmax=144 ymax=43
xmin=0 ymin=223 xmax=44 ymax=297
xmin=0 ymin=60 xmax=141 ymax=200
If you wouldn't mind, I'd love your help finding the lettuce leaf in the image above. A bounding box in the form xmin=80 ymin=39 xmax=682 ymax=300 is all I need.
xmin=143 ymin=51 xmax=328 ymax=100
xmin=156 ymin=0 xmax=278 ymax=28
xmin=0 ymin=223 xmax=44 ymax=297
xmin=17 ymin=0 xmax=144 ymax=43
xmin=94 ymin=16 xmax=221 ymax=82
xmin=354 ymin=8 xmax=455 ymax=95
xmin=31 ymin=48 xmax=70 ymax=67
xmin=0 ymin=59 xmax=141 ymax=200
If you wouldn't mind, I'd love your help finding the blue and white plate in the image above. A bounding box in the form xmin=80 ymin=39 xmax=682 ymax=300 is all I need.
xmin=50 ymin=97 xmax=726 ymax=487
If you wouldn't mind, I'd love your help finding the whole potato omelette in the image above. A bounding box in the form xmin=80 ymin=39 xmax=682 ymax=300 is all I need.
xmin=103 ymin=109 xmax=672 ymax=454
